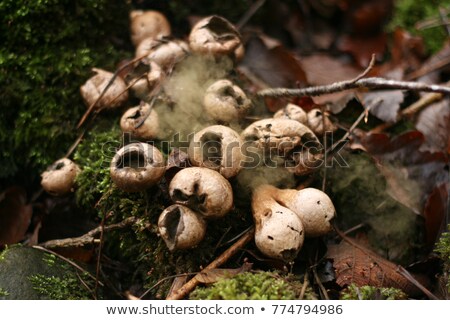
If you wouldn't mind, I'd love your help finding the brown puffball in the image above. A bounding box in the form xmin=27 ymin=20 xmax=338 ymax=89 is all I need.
xmin=110 ymin=143 xmax=165 ymax=192
xmin=80 ymin=68 xmax=128 ymax=110
xmin=158 ymin=204 xmax=207 ymax=251
xmin=189 ymin=16 xmax=242 ymax=59
xmin=273 ymin=187 xmax=336 ymax=237
xmin=203 ymin=79 xmax=251 ymax=123
xmin=127 ymin=61 xmax=164 ymax=100
xmin=307 ymin=108 xmax=338 ymax=136
xmin=169 ymin=167 xmax=233 ymax=219
xmin=188 ymin=125 xmax=244 ymax=179
xmin=241 ymin=118 xmax=323 ymax=175
xmin=252 ymin=185 xmax=304 ymax=261
xmin=130 ymin=10 xmax=171 ymax=47
xmin=273 ymin=103 xmax=308 ymax=124
xmin=41 ymin=158 xmax=80 ymax=196
xmin=135 ymin=38 xmax=189 ymax=71
xmin=120 ymin=103 xmax=159 ymax=141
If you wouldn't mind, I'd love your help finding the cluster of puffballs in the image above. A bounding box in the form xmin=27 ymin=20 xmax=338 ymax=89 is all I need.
xmin=40 ymin=11 xmax=337 ymax=262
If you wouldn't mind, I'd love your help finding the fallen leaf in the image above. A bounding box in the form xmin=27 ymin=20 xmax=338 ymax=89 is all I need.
xmin=0 ymin=187 xmax=32 ymax=245
xmin=362 ymin=89 xmax=404 ymax=123
xmin=327 ymin=239 xmax=424 ymax=297
xmin=337 ymin=33 xmax=387 ymax=68
xmin=423 ymin=184 xmax=449 ymax=246
xmin=415 ymin=98 xmax=450 ymax=154
xmin=194 ymin=262 xmax=253 ymax=284
xmin=240 ymin=35 xmax=307 ymax=89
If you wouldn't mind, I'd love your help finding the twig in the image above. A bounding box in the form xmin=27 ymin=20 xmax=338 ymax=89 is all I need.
xmin=405 ymin=55 xmax=450 ymax=80
xmin=140 ymin=272 xmax=197 ymax=299
xmin=397 ymin=266 xmax=439 ymax=300
xmin=95 ymin=211 xmax=108 ymax=299
xmin=166 ymin=226 xmax=255 ymax=300
xmin=236 ymin=0 xmax=266 ymax=30
xmin=439 ymin=6 xmax=450 ymax=37
xmin=258 ymin=78 xmax=450 ymax=98
xmin=108 ymin=72 xmax=148 ymax=107
xmin=39 ymin=216 xmax=140 ymax=249
xmin=311 ymin=265 xmax=329 ymax=300
xmin=32 ymin=245 xmax=103 ymax=286
xmin=134 ymin=95 xmax=157 ymax=129
xmin=299 ymin=272 xmax=309 ymax=300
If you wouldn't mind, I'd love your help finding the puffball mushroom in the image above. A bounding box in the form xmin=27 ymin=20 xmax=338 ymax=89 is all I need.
xmin=135 ymin=38 xmax=189 ymax=71
xmin=110 ymin=143 xmax=165 ymax=192
xmin=266 ymin=185 xmax=336 ymax=237
xmin=307 ymin=108 xmax=337 ymax=136
xmin=252 ymin=185 xmax=304 ymax=261
xmin=120 ymin=103 xmax=159 ymax=141
xmin=188 ymin=125 xmax=243 ymax=178
xmin=273 ymin=103 xmax=308 ymax=124
xmin=130 ymin=10 xmax=171 ymax=47
xmin=126 ymin=61 xmax=164 ymax=100
xmin=158 ymin=204 xmax=207 ymax=251
xmin=241 ymin=118 xmax=323 ymax=175
xmin=189 ymin=15 xmax=242 ymax=60
xmin=169 ymin=167 xmax=233 ymax=219
xmin=80 ymin=68 xmax=129 ymax=110
xmin=203 ymin=79 xmax=252 ymax=123
xmin=41 ymin=158 xmax=80 ymax=196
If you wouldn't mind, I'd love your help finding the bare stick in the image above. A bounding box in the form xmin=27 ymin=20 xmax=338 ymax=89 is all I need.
xmin=166 ymin=226 xmax=255 ymax=300
xmin=236 ymin=0 xmax=266 ymax=30
xmin=39 ymin=216 xmax=140 ymax=249
xmin=397 ymin=266 xmax=438 ymax=300
xmin=258 ymin=76 xmax=450 ymax=98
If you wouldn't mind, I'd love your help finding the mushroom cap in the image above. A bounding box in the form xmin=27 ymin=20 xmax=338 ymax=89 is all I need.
xmin=120 ymin=103 xmax=159 ymax=141
xmin=169 ymin=167 xmax=233 ymax=218
xmin=110 ymin=143 xmax=165 ymax=192
xmin=203 ymin=79 xmax=251 ymax=123
xmin=189 ymin=16 xmax=242 ymax=58
xmin=80 ymin=68 xmax=129 ymax=110
xmin=135 ymin=39 xmax=189 ymax=70
xmin=276 ymin=188 xmax=336 ymax=237
xmin=307 ymin=108 xmax=337 ymax=136
xmin=273 ymin=103 xmax=308 ymax=124
xmin=130 ymin=10 xmax=171 ymax=47
xmin=158 ymin=204 xmax=207 ymax=251
xmin=252 ymin=185 xmax=304 ymax=261
xmin=188 ymin=125 xmax=243 ymax=178
xmin=241 ymin=118 xmax=323 ymax=175
xmin=41 ymin=158 xmax=80 ymax=196
xmin=127 ymin=61 xmax=164 ymax=100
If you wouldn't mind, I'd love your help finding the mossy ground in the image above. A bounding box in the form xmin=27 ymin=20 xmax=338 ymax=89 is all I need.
xmin=340 ymin=284 xmax=407 ymax=300
xmin=389 ymin=0 xmax=450 ymax=54
xmin=190 ymin=271 xmax=317 ymax=300
xmin=435 ymin=225 xmax=450 ymax=293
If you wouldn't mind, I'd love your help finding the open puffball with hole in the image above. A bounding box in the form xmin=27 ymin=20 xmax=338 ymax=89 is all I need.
xmin=80 ymin=68 xmax=129 ymax=110
xmin=110 ymin=143 xmax=165 ymax=192
xmin=158 ymin=204 xmax=207 ymax=251
xmin=126 ymin=61 xmax=164 ymax=100
xmin=169 ymin=167 xmax=233 ymax=219
xmin=241 ymin=118 xmax=323 ymax=176
xmin=41 ymin=158 xmax=80 ymax=196
xmin=307 ymin=108 xmax=337 ymax=136
xmin=189 ymin=15 xmax=243 ymax=60
xmin=203 ymin=79 xmax=251 ymax=123
xmin=188 ymin=125 xmax=243 ymax=178
xmin=130 ymin=10 xmax=171 ymax=47
xmin=252 ymin=185 xmax=304 ymax=261
xmin=120 ymin=103 xmax=159 ymax=141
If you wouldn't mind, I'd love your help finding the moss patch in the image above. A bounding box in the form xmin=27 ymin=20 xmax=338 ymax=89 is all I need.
xmin=389 ymin=0 xmax=450 ymax=54
xmin=435 ymin=225 xmax=450 ymax=293
xmin=341 ymin=284 xmax=407 ymax=300
xmin=190 ymin=271 xmax=316 ymax=300
xmin=0 ymin=0 xmax=131 ymax=188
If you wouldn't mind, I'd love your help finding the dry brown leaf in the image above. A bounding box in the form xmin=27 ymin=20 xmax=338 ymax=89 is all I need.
xmin=0 ymin=187 xmax=32 ymax=245
xmin=194 ymin=262 xmax=253 ymax=284
xmin=327 ymin=240 xmax=424 ymax=297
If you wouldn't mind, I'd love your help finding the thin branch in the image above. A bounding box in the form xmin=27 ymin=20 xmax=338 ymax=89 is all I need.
xmin=236 ymin=0 xmax=266 ymax=30
xmin=166 ymin=226 xmax=255 ymax=300
xmin=258 ymin=77 xmax=450 ymax=98
xmin=39 ymin=216 xmax=141 ymax=249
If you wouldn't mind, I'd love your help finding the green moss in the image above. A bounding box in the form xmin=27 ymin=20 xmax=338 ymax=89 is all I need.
xmin=389 ymin=0 xmax=450 ymax=54
xmin=0 ymin=0 xmax=131 ymax=188
xmin=190 ymin=271 xmax=316 ymax=300
xmin=29 ymin=273 xmax=92 ymax=300
xmin=341 ymin=284 xmax=407 ymax=300
xmin=435 ymin=225 xmax=450 ymax=293
xmin=0 ymin=288 xmax=9 ymax=297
